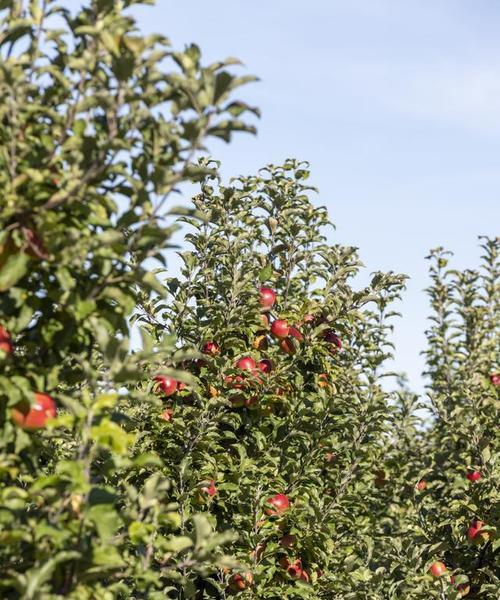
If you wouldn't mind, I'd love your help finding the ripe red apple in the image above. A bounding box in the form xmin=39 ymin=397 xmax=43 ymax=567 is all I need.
xmin=325 ymin=452 xmax=335 ymax=463
xmin=490 ymin=373 xmax=499 ymax=386
xmin=228 ymin=571 xmax=253 ymax=592
xmin=271 ymin=319 xmax=290 ymax=339
xmin=280 ymin=534 xmax=296 ymax=548
xmin=160 ymin=408 xmax=173 ymax=422
xmin=318 ymin=373 xmax=329 ymax=388
xmin=374 ymin=469 xmax=387 ymax=488
xmin=300 ymin=569 xmax=310 ymax=583
xmin=279 ymin=338 xmax=296 ymax=355
xmin=259 ymin=287 xmax=277 ymax=310
xmin=265 ymin=493 xmax=290 ymax=516
xmin=322 ymin=330 xmax=342 ymax=349
xmin=450 ymin=577 xmax=471 ymax=597
xmin=415 ymin=480 xmax=427 ymax=491
xmin=253 ymin=334 xmax=269 ymax=350
xmin=279 ymin=557 xmax=303 ymax=579
xmin=466 ymin=470 xmax=481 ymax=483
xmin=193 ymin=358 xmax=208 ymax=370
xmin=0 ymin=325 xmax=13 ymax=354
xmin=224 ymin=375 xmax=246 ymax=390
xmin=244 ymin=395 xmax=259 ymax=408
xmin=154 ymin=375 xmax=178 ymax=397
xmin=467 ymin=520 xmax=490 ymax=545
xmin=429 ymin=561 xmax=447 ymax=577
xmin=249 ymin=542 xmax=266 ymax=562
xmin=258 ymin=359 xmax=273 ymax=374
xmin=202 ymin=341 xmax=220 ymax=356
xmin=289 ymin=326 xmax=303 ymax=342
xmin=11 ymin=393 xmax=57 ymax=431
xmin=235 ymin=356 xmax=257 ymax=371
xmin=201 ymin=480 xmax=217 ymax=497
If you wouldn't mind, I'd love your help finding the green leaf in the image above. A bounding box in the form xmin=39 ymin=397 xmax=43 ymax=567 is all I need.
xmin=0 ymin=252 xmax=30 ymax=291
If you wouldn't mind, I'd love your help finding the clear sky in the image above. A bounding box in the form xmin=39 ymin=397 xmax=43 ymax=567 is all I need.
xmin=132 ymin=0 xmax=500 ymax=392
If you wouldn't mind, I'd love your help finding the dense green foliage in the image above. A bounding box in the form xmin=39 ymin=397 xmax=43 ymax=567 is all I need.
xmin=0 ymin=0 xmax=257 ymax=597
xmin=0 ymin=1 xmax=498 ymax=598
xmin=136 ymin=160 xmax=407 ymax=598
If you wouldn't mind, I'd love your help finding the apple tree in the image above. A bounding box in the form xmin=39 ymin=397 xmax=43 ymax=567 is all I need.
xmin=135 ymin=159 xmax=409 ymax=598
xmin=0 ymin=0 xmax=257 ymax=597
xmin=360 ymin=239 xmax=499 ymax=599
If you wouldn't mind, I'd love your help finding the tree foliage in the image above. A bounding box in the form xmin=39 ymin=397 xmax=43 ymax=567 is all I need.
xmin=0 ymin=0 xmax=257 ymax=597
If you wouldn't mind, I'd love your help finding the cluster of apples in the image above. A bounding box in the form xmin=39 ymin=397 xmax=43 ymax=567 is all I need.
xmin=224 ymin=287 xmax=340 ymax=405
xmin=261 ymin=287 xmax=342 ymax=356
xmin=417 ymin=468 xmax=482 ymax=493
xmin=1 ymin=325 xmax=57 ymax=431
xmin=424 ymin=465 xmax=493 ymax=595
xmin=428 ymin=562 xmax=471 ymax=596
xmin=150 ymin=286 xmax=341 ymax=587
xmin=427 ymin=517 xmax=494 ymax=596
xmin=255 ymin=493 xmax=316 ymax=584
xmin=153 ymin=286 xmax=341 ymax=414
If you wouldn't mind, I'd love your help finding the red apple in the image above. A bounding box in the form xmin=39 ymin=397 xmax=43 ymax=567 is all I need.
xmin=467 ymin=520 xmax=490 ymax=544
xmin=300 ymin=569 xmax=310 ymax=583
xmin=249 ymin=542 xmax=266 ymax=562
xmin=253 ymin=334 xmax=269 ymax=350
xmin=201 ymin=480 xmax=217 ymax=497
xmin=415 ymin=480 xmax=427 ymax=491
xmin=318 ymin=373 xmax=329 ymax=388
xmin=271 ymin=319 xmax=290 ymax=339
xmin=259 ymin=287 xmax=277 ymax=310
xmin=279 ymin=338 xmax=296 ymax=355
xmin=0 ymin=325 xmax=13 ymax=354
xmin=490 ymin=373 xmax=500 ymax=386
xmin=289 ymin=326 xmax=303 ymax=342
xmin=225 ymin=375 xmax=246 ymax=390
xmin=265 ymin=493 xmax=290 ymax=516
xmin=235 ymin=356 xmax=257 ymax=371
xmin=325 ymin=452 xmax=335 ymax=463
xmin=279 ymin=557 xmax=303 ymax=579
xmin=466 ymin=471 xmax=481 ymax=483
xmin=322 ymin=330 xmax=342 ymax=349
xmin=451 ymin=577 xmax=471 ymax=597
xmin=429 ymin=561 xmax=447 ymax=577
xmin=280 ymin=534 xmax=296 ymax=548
xmin=160 ymin=408 xmax=173 ymax=422
xmin=154 ymin=375 xmax=178 ymax=397
xmin=374 ymin=469 xmax=387 ymax=488
xmin=258 ymin=359 xmax=273 ymax=374
xmin=244 ymin=395 xmax=259 ymax=408
xmin=228 ymin=572 xmax=253 ymax=592
xmin=202 ymin=341 xmax=220 ymax=356
xmin=11 ymin=392 xmax=57 ymax=431
xmin=193 ymin=358 xmax=208 ymax=370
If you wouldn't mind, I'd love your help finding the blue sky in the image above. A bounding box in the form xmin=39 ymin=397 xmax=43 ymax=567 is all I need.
xmin=132 ymin=1 xmax=500 ymax=392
